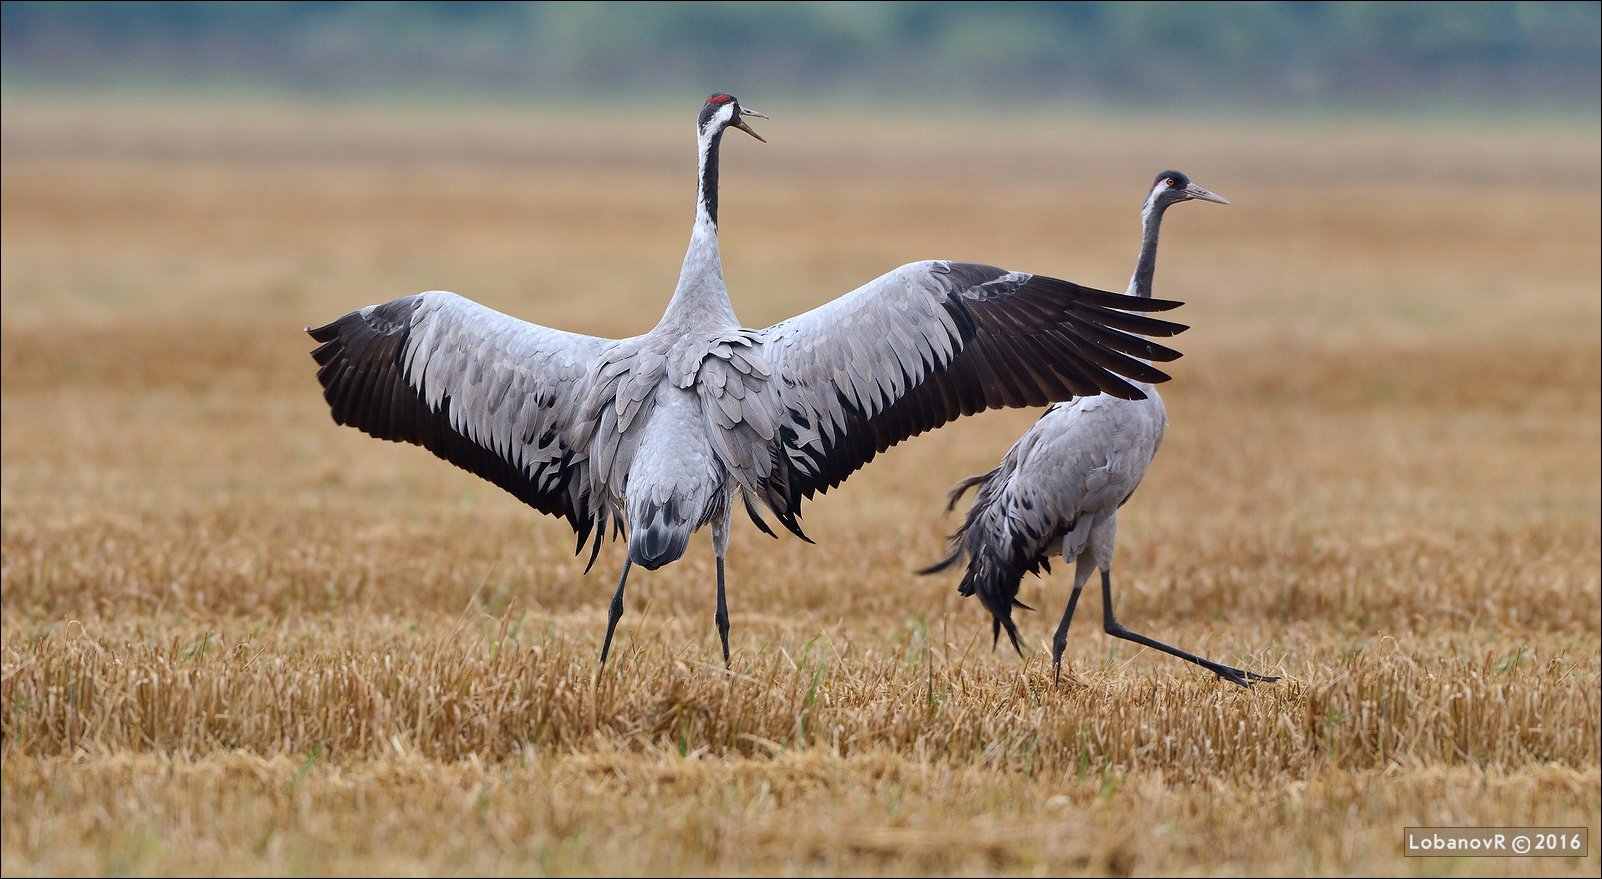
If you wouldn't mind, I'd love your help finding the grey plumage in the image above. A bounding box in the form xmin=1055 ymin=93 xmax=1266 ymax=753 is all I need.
xmin=923 ymin=171 xmax=1279 ymax=688
xmin=309 ymin=95 xmax=1192 ymax=666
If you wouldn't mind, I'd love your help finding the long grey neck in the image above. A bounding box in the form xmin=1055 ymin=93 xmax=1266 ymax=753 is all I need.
xmin=657 ymin=122 xmax=739 ymax=332
xmin=1127 ymin=192 xmax=1172 ymax=299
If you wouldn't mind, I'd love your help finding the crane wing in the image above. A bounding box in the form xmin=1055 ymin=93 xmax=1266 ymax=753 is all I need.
xmin=747 ymin=260 xmax=1185 ymax=539
xmin=307 ymin=291 xmax=619 ymax=565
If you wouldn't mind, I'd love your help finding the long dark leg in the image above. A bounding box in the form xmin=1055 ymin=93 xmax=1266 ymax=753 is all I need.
xmin=1051 ymin=558 xmax=1095 ymax=683
xmin=714 ymin=555 xmax=730 ymax=667
xmin=710 ymin=507 xmax=734 ymax=668
xmin=1100 ymin=570 xmax=1278 ymax=688
xmin=599 ymin=560 xmax=633 ymax=665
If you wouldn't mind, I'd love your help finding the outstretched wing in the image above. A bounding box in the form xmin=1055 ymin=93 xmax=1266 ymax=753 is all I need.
xmin=748 ymin=260 xmax=1185 ymax=538
xmin=307 ymin=291 xmax=619 ymax=565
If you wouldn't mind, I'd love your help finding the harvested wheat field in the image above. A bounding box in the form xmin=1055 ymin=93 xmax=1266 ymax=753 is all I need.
xmin=2 ymin=92 xmax=1599 ymax=876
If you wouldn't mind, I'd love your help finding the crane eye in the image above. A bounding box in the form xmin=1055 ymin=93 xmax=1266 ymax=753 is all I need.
xmin=1164 ymin=178 xmax=1178 ymax=188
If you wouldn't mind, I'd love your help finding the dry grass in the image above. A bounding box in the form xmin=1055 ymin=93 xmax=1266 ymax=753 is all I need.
xmin=2 ymin=93 xmax=1599 ymax=876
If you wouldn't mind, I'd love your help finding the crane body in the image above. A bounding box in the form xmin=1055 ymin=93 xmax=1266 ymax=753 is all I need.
xmin=924 ymin=172 xmax=1278 ymax=687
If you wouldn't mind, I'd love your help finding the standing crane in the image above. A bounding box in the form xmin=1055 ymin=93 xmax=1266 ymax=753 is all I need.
xmin=308 ymin=95 xmax=1191 ymax=667
xmin=922 ymin=171 xmax=1279 ymax=688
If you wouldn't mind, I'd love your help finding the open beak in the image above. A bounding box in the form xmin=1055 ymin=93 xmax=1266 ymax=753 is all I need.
xmin=1184 ymin=183 xmax=1229 ymax=205
xmin=734 ymin=106 xmax=768 ymax=143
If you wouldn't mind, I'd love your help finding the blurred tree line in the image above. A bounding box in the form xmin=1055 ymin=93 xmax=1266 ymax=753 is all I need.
xmin=2 ymin=1 xmax=1596 ymax=108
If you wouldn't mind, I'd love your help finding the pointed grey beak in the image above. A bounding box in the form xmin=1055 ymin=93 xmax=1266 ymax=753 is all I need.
xmin=1184 ymin=182 xmax=1229 ymax=205
xmin=734 ymin=106 xmax=767 ymax=143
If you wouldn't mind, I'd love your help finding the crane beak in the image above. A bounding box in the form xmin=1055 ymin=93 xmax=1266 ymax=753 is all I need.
xmin=733 ymin=107 xmax=768 ymax=143
xmin=1184 ymin=183 xmax=1229 ymax=205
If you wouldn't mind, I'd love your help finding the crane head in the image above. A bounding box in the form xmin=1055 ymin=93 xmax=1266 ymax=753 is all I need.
xmin=700 ymin=93 xmax=768 ymax=143
xmin=1150 ymin=170 xmax=1229 ymax=207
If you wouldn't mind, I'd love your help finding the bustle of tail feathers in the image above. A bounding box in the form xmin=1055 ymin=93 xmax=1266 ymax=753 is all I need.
xmin=917 ymin=467 xmax=1031 ymax=654
xmin=959 ymin=545 xmax=1030 ymax=655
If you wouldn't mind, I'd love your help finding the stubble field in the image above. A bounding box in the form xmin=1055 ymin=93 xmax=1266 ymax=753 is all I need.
xmin=2 ymin=93 xmax=1599 ymax=876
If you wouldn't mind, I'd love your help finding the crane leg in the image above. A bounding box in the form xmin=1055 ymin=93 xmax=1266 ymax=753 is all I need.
xmin=599 ymin=560 xmax=633 ymax=665
xmin=1051 ymin=558 xmax=1096 ymax=683
xmin=714 ymin=555 xmax=731 ymax=667
xmin=1099 ymin=570 xmax=1279 ymax=688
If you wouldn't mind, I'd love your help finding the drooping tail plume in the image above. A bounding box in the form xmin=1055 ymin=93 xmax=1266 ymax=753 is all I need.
xmin=918 ymin=467 xmax=1033 ymax=654
xmin=955 ymin=544 xmax=1031 ymax=655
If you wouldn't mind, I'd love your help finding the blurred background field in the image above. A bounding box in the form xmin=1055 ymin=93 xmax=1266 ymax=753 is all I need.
xmin=2 ymin=3 xmax=1599 ymax=876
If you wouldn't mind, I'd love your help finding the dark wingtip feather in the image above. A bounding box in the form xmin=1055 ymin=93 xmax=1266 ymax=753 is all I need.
xmin=1069 ymin=304 xmax=1190 ymax=342
xmin=771 ymin=505 xmax=815 ymax=544
xmin=574 ymin=515 xmax=597 ymax=564
xmin=742 ymin=493 xmax=779 ymax=539
xmin=1093 ymin=374 xmax=1147 ymax=401
xmin=1065 ymin=314 xmax=1186 ymax=364
xmin=1069 ymin=333 xmax=1176 ymax=386
xmin=1076 ymin=289 xmax=1186 ymax=313
xmin=583 ymin=523 xmax=605 ymax=574
xmin=1138 ymin=296 xmax=1185 ymax=312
